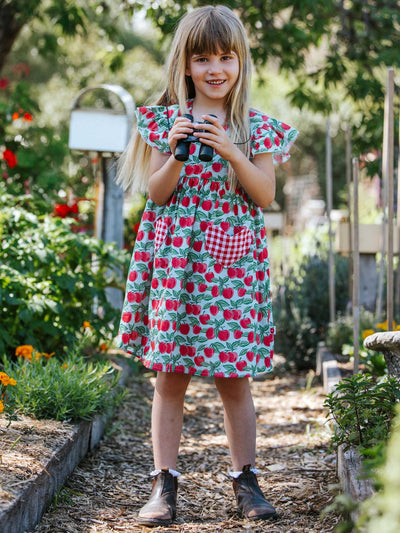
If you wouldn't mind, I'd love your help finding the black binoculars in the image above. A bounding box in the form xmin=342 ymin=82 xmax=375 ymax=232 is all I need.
xmin=174 ymin=114 xmax=216 ymax=162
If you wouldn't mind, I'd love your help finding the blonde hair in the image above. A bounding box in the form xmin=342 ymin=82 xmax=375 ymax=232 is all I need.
xmin=117 ymin=5 xmax=252 ymax=192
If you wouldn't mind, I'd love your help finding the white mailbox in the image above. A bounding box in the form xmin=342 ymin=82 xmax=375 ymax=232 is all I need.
xmin=68 ymin=84 xmax=135 ymax=153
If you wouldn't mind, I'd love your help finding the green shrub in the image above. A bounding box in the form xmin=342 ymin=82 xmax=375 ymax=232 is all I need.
xmin=0 ymin=189 xmax=129 ymax=356
xmin=273 ymin=252 xmax=349 ymax=370
xmin=359 ymin=404 xmax=400 ymax=533
xmin=324 ymin=373 xmax=400 ymax=452
xmin=1 ymin=349 xmax=124 ymax=421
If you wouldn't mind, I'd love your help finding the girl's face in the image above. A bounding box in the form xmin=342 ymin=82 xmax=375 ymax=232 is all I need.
xmin=185 ymin=48 xmax=239 ymax=106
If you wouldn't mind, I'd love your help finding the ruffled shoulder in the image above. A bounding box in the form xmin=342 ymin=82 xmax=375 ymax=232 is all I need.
xmin=249 ymin=109 xmax=299 ymax=164
xmin=135 ymin=105 xmax=179 ymax=154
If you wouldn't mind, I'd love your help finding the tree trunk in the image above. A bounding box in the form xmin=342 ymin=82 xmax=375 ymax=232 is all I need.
xmin=0 ymin=1 xmax=40 ymax=74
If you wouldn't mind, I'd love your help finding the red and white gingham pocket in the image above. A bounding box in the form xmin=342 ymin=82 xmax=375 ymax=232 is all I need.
xmin=205 ymin=224 xmax=253 ymax=267
xmin=155 ymin=217 xmax=169 ymax=252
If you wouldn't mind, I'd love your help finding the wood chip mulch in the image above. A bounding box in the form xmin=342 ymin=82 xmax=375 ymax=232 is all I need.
xmin=27 ymin=360 xmax=341 ymax=533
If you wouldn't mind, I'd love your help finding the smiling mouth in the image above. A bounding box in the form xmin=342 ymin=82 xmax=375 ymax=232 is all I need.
xmin=207 ymin=80 xmax=225 ymax=86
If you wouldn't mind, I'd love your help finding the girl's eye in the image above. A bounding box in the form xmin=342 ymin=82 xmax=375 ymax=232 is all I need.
xmin=222 ymin=55 xmax=233 ymax=61
xmin=194 ymin=57 xmax=208 ymax=62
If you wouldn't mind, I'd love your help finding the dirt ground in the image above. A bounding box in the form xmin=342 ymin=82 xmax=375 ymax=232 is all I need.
xmin=21 ymin=360 xmax=342 ymax=533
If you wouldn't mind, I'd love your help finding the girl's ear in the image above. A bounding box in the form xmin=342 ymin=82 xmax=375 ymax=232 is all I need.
xmin=185 ymin=65 xmax=191 ymax=77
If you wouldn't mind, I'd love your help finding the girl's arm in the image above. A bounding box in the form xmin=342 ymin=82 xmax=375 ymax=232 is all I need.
xmin=148 ymin=116 xmax=193 ymax=205
xmin=229 ymin=150 xmax=275 ymax=209
xmin=194 ymin=115 xmax=275 ymax=209
xmin=148 ymin=151 xmax=183 ymax=205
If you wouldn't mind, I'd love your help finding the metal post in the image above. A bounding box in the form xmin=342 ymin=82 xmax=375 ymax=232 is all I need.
xmin=345 ymin=125 xmax=353 ymax=309
xmin=353 ymin=158 xmax=360 ymax=374
xmin=102 ymin=156 xmax=124 ymax=310
xmin=326 ymin=118 xmax=335 ymax=323
xmin=384 ymin=68 xmax=394 ymax=330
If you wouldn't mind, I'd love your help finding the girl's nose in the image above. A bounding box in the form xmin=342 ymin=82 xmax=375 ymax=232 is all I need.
xmin=208 ymin=60 xmax=222 ymax=74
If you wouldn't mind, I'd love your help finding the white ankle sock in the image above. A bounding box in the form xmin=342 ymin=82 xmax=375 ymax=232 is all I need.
xmin=229 ymin=467 xmax=259 ymax=478
xmin=150 ymin=468 xmax=181 ymax=477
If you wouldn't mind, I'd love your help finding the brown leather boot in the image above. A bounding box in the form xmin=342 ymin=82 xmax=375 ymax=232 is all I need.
xmin=137 ymin=469 xmax=178 ymax=526
xmin=232 ymin=464 xmax=277 ymax=520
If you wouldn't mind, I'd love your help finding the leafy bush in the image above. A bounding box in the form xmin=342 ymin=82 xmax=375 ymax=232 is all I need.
xmin=273 ymin=250 xmax=349 ymax=370
xmin=359 ymin=404 xmax=400 ymax=533
xmin=0 ymin=188 xmax=129 ymax=356
xmin=0 ymin=80 xmax=70 ymax=202
xmin=1 ymin=348 xmax=124 ymax=422
xmin=324 ymin=373 xmax=400 ymax=452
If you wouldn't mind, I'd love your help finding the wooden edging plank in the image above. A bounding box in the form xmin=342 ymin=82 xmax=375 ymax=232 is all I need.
xmin=316 ymin=343 xmax=375 ymax=515
xmin=0 ymin=357 xmax=132 ymax=533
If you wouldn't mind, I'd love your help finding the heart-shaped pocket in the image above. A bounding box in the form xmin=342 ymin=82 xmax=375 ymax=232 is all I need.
xmin=205 ymin=224 xmax=253 ymax=267
xmin=154 ymin=217 xmax=169 ymax=252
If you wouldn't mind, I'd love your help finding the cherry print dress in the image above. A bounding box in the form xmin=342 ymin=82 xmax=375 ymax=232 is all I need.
xmin=117 ymin=100 xmax=298 ymax=378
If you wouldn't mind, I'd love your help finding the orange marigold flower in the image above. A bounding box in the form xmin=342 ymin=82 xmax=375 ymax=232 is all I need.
xmin=362 ymin=329 xmax=375 ymax=340
xmin=0 ymin=400 xmax=4 ymax=413
xmin=83 ymin=321 xmax=92 ymax=330
xmin=99 ymin=343 xmax=108 ymax=352
xmin=12 ymin=112 xmax=19 ymax=121
xmin=43 ymin=352 xmax=55 ymax=359
xmin=15 ymin=345 xmax=34 ymax=360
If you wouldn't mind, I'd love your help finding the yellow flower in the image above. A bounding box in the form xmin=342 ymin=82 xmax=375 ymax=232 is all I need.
xmin=0 ymin=400 xmax=4 ymax=413
xmin=15 ymin=345 xmax=34 ymax=360
xmin=376 ymin=320 xmax=396 ymax=331
xmin=83 ymin=321 xmax=92 ymax=330
xmin=0 ymin=372 xmax=17 ymax=387
xmin=362 ymin=329 xmax=375 ymax=340
xmin=38 ymin=352 xmax=55 ymax=360
xmin=0 ymin=372 xmax=10 ymax=386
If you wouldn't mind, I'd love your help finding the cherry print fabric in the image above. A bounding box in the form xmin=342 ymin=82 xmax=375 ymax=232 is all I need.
xmin=116 ymin=101 xmax=299 ymax=378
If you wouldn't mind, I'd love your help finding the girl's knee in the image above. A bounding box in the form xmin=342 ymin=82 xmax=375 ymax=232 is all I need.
xmin=214 ymin=376 xmax=251 ymax=401
xmin=155 ymin=372 xmax=191 ymax=398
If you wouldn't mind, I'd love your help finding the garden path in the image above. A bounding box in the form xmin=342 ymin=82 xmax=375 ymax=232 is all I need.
xmin=33 ymin=362 xmax=341 ymax=532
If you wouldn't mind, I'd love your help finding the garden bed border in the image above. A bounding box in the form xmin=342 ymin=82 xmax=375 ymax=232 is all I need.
xmin=0 ymin=355 xmax=132 ymax=533
xmin=316 ymin=343 xmax=375 ymax=517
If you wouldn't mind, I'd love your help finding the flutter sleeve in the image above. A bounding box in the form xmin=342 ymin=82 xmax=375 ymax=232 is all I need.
xmin=135 ymin=105 xmax=177 ymax=154
xmin=249 ymin=109 xmax=299 ymax=164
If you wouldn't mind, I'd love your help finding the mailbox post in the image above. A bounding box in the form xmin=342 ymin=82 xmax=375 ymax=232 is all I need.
xmin=69 ymin=84 xmax=135 ymax=309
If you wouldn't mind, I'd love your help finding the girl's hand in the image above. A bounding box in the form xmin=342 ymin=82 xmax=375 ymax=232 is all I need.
xmin=168 ymin=116 xmax=194 ymax=155
xmin=193 ymin=114 xmax=240 ymax=162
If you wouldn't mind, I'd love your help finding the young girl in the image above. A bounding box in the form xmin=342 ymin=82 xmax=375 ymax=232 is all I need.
xmin=116 ymin=4 xmax=298 ymax=526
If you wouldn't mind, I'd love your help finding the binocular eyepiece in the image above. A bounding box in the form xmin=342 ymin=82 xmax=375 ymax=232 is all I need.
xmin=174 ymin=114 xmax=216 ymax=162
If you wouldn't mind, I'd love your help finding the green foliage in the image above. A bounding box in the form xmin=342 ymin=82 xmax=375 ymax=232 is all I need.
xmin=326 ymin=312 xmax=388 ymax=377
xmin=0 ymin=79 xmax=70 ymax=202
xmin=144 ymin=0 xmax=399 ymax=175
xmin=0 ymin=188 xmax=129 ymax=355
xmin=358 ymin=404 xmax=400 ymax=533
xmin=1 ymin=350 xmax=125 ymax=421
xmin=324 ymin=374 xmax=400 ymax=452
xmin=273 ymin=228 xmax=349 ymax=370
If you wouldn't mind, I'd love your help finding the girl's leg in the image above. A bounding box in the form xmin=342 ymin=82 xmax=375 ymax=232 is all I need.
xmin=214 ymin=377 xmax=256 ymax=471
xmin=214 ymin=376 xmax=277 ymax=520
xmin=138 ymin=372 xmax=191 ymax=526
xmin=152 ymin=371 xmax=192 ymax=469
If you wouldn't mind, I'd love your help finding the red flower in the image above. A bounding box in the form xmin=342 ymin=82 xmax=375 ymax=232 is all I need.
xmin=54 ymin=203 xmax=70 ymax=218
xmin=3 ymin=149 xmax=17 ymax=168
xmin=0 ymin=78 xmax=10 ymax=89
xmin=23 ymin=112 xmax=33 ymax=121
